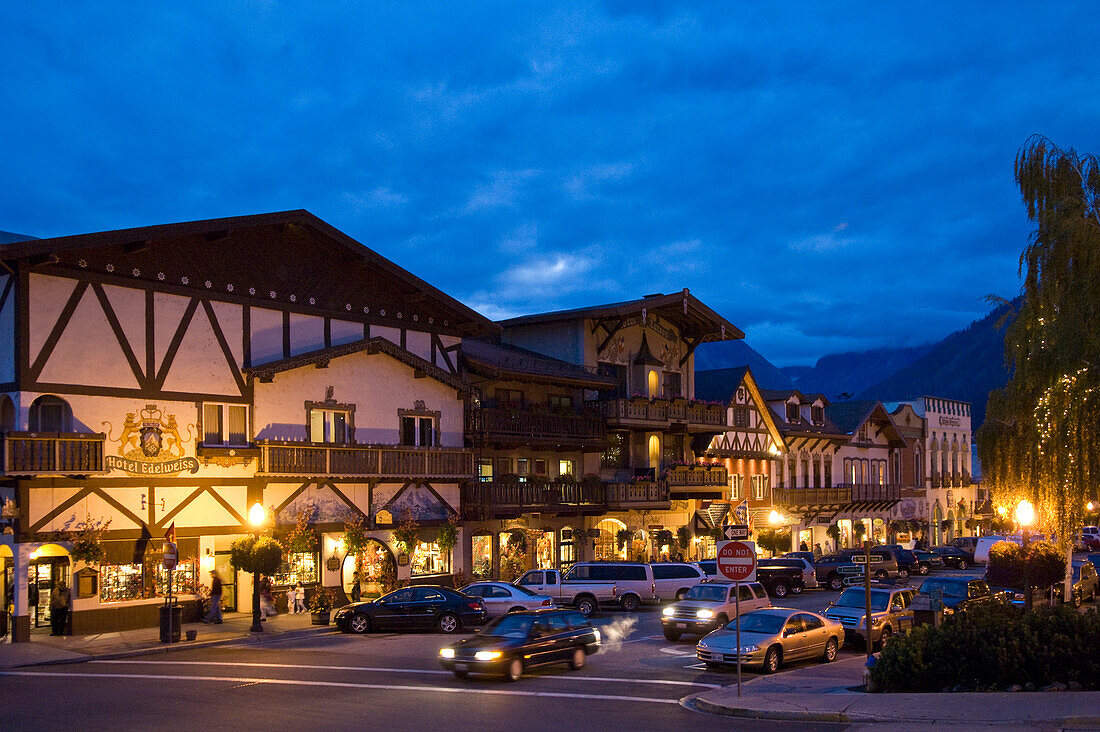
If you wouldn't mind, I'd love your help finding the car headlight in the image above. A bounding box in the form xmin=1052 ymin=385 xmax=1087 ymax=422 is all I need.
xmin=739 ymin=645 xmax=759 ymax=653
xmin=439 ymin=648 xmax=455 ymax=659
xmin=662 ymin=606 xmax=675 ymax=617
xmin=872 ymin=617 xmax=884 ymax=627
xmin=696 ymin=609 xmax=714 ymax=619
xmin=474 ymin=651 xmax=502 ymax=661
xmin=593 ymin=628 xmax=601 ymax=644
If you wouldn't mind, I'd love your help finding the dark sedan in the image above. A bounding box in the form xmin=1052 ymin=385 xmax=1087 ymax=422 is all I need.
xmin=916 ymin=577 xmax=997 ymax=615
xmin=930 ymin=545 xmax=974 ymax=570
xmin=913 ymin=550 xmax=945 ymax=574
xmin=439 ymin=608 xmax=601 ymax=681
xmin=335 ymin=585 xmax=486 ymax=634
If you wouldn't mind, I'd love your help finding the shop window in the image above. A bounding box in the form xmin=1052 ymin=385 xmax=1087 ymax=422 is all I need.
xmin=154 ymin=559 xmax=198 ymax=596
xmin=271 ymin=552 xmax=319 ymax=587
xmin=478 ymin=458 xmax=493 ymax=482
xmin=471 ymin=534 xmax=493 ymax=579
xmin=558 ymin=459 xmax=574 ymax=477
xmin=100 ymin=564 xmax=144 ymax=603
xmin=559 ymin=528 xmax=576 ymax=568
xmin=202 ymin=403 xmax=249 ymax=446
xmin=535 ymin=531 xmax=554 ymax=569
xmin=411 ymin=540 xmax=450 ymax=576
xmin=29 ymin=395 xmax=72 ymax=432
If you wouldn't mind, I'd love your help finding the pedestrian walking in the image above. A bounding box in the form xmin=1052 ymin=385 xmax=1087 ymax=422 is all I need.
xmin=49 ymin=581 xmax=70 ymax=636
xmin=799 ymin=540 xmax=809 ymax=553
xmin=350 ymin=572 xmax=362 ymax=603
xmin=203 ymin=570 xmax=224 ymax=624
xmin=293 ymin=582 xmax=306 ymax=614
xmin=813 ymin=542 xmax=823 ymax=558
xmin=259 ymin=576 xmax=275 ymax=620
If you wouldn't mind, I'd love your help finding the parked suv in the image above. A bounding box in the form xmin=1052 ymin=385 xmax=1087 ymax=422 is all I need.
xmin=650 ymin=562 xmax=708 ymax=601
xmin=815 ymin=550 xmax=900 ymax=590
xmin=823 ymin=584 xmax=916 ymax=647
xmin=660 ymin=581 xmax=770 ymax=640
xmin=756 ymin=559 xmax=810 ymax=598
xmin=880 ymin=545 xmax=919 ymax=580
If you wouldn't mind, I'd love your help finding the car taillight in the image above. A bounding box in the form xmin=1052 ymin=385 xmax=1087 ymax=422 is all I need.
xmin=468 ymin=600 xmax=483 ymax=610
xmin=612 ymin=585 xmax=618 ymax=596
xmin=541 ymin=599 xmax=551 ymax=606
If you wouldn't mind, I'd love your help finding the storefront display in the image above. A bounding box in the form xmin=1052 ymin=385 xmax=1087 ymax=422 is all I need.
xmin=272 ymin=552 xmax=318 ymax=587
xmin=411 ymin=540 xmax=449 ymax=576
xmin=100 ymin=563 xmax=144 ymax=603
xmin=471 ymin=534 xmax=492 ymax=579
xmin=535 ymin=531 xmax=554 ymax=569
xmin=154 ymin=559 xmax=198 ymax=597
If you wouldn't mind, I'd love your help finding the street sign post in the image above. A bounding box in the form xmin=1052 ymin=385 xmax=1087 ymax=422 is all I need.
xmin=716 ymin=540 xmax=757 ymax=698
xmin=722 ymin=524 xmax=750 ymax=541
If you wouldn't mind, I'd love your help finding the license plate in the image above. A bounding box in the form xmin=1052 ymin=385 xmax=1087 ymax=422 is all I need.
xmin=454 ymin=663 xmax=467 ymax=671
xmin=676 ymin=623 xmax=688 ymax=629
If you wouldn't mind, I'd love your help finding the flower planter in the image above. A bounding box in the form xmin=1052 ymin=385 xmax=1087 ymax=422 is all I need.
xmin=311 ymin=610 xmax=331 ymax=625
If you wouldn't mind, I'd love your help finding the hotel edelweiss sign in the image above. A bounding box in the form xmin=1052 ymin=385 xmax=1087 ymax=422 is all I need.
xmin=103 ymin=404 xmax=199 ymax=476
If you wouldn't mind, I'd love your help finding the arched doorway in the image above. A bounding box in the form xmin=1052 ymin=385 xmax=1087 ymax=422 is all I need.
xmin=559 ymin=527 xmax=577 ymax=568
xmin=594 ymin=518 xmax=626 ymax=560
xmin=647 ymin=369 xmax=659 ymax=397
xmin=28 ymin=544 xmax=70 ymax=630
xmin=0 ymin=395 xmax=14 ymax=431
xmin=932 ymin=504 xmax=944 ymax=545
xmin=342 ymin=539 xmax=395 ymax=601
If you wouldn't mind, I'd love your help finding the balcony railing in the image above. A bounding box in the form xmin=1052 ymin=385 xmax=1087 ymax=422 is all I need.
xmin=465 ymin=407 xmax=604 ymax=445
xmin=773 ymin=483 xmax=902 ymax=507
xmin=257 ymin=441 xmax=473 ymax=479
xmin=1 ymin=432 xmax=107 ymax=475
xmin=591 ymin=397 xmax=725 ymax=429
xmin=462 ymin=480 xmax=606 ymax=519
xmin=664 ymin=466 xmax=729 ymax=488
xmin=605 ymin=481 xmax=670 ymax=509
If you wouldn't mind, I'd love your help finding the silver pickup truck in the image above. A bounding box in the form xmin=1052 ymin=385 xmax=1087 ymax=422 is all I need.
xmin=514 ymin=568 xmax=620 ymax=616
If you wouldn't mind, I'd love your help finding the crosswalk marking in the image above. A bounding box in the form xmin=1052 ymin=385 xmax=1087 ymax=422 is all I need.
xmin=91 ymin=660 xmax=723 ymax=688
xmin=0 ymin=670 xmax=685 ymax=704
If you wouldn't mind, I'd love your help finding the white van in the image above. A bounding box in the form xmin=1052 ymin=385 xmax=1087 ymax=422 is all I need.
xmin=974 ymin=535 xmax=1013 ymax=563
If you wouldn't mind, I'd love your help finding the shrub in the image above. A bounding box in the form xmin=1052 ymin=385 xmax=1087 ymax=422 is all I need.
xmin=230 ymin=535 xmax=284 ymax=575
xmin=870 ymin=603 xmax=1100 ymax=692
xmin=986 ymin=539 xmax=1066 ymax=591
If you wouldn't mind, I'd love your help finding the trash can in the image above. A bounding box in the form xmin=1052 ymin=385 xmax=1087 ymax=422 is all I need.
xmin=160 ymin=604 xmax=182 ymax=643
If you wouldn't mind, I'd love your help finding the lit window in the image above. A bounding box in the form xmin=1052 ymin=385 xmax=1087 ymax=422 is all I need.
xmin=558 ymin=459 xmax=574 ymax=477
xmin=752 ymin=475 xmax=768 ymax=500
xmin=478 ymin=458 xmax=493 ymax=482
xmin=203 ymin=403 xmax=248 ymax=446
xmin=311 ymin=409 xmax=350 ymax=444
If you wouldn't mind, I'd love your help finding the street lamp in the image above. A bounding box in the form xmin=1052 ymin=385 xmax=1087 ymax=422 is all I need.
xmin=248 ymin=502 xmax=266 ymax=633
xmin=1016 ymin=499 xmax=1034 ymax=610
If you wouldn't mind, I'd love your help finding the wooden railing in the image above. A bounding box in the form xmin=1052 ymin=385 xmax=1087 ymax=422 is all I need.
xmin=774 ymin=483 xmax=902 ymax=507
xmin=1 ymin=432 xmax=107 ymax=475
xmin=257 ymin=441 xmax=473 ymax=478
xmin=605 ymin=481 xmax=670 ymax=509
xmin=466 ymin=407 xmax=604 ymax=443
xmin=592 ymin=397 xmax=725 ymax=428
xmin=664 ymin=466 xmax=729 ymax=487
xmin=461 ymin=480 xmax=606 ymax=518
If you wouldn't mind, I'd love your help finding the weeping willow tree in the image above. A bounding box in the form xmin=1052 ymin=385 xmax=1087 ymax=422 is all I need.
xmin=977 ymin=136 xmax=1100 ymax=544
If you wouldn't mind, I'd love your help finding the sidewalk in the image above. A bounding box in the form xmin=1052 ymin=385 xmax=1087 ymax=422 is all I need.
xmin=0 ymin=610 xmax=338 ymax=668
xmin=683 ymin=656 xmax=1100 ymax=726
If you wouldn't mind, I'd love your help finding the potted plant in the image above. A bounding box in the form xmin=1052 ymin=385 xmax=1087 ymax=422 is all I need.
xmin=68 ymin=517 xmax=111 ymax=566
xmin=308 ymin=587 xmax=335 ymax=625
xmin=826 ymin=523 xmax=841 ymax=549
xmin=282 ymin=509 xmax=319 ymax=554
xmin=676 ymin=526 xmax=691 ymax=552
xmin=616 ymin=528 xmax=633 ymax=553
xmin=393 ymin=513 xmax=420 ymax=556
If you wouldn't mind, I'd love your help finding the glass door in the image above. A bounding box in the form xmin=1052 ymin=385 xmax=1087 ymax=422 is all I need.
xmin=28 ymin=559 xmax=70 ymax=628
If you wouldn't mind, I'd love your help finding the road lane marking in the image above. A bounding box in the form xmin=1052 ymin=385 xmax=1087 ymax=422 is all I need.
xmin=0 ymin=671 xmax=683 ymax=704
xmin=91 ymin=660 xmax=722 ymax=688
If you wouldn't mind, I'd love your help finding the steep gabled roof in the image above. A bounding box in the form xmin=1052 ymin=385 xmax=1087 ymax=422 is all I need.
xmin=499 ymin=289 xmax=743 ymax=343
xmin=461 ymin=338 xmax=618 ymax=389
xmin=243 ymin=336 xmax=466 ymax=392
xmin=694 ymin=367 xmax=750 ymax=403
xmin=0 ymin=210 xmax=495 ymax=338
xmin=827 ymin=400 xmax=907 ymax=446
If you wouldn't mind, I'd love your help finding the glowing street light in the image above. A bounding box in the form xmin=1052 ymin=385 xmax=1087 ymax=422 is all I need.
xmin=1016 ymin=499 xmax=1035 ymax=611
xmin=1088 ymin=501 xmax=1095 ymax=512
xmin=768 ymin=510 xmax=782 ymax=525
xmin=248 ymin=502 xmax=267 ymax=528
xmin=248 ymin=502 xmax=266 ymax=633
xmin=1015 ymin=499 xmax=1035 ymax=528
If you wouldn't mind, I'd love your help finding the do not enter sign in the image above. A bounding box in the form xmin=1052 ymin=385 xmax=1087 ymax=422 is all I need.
xmin=716 ymin=540 xmax=756 ymax=582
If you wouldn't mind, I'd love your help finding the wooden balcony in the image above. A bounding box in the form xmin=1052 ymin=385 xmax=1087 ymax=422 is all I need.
xmin=256 ymin=441 xmax=473 ymax=479
xmin=465 ymin=407 xmax=605 ymax=448
xmin=605 ymin=481 xmax=671 ymax=510
xmin=774 ymin=483 xmax=902 ymax=511
xmin=592 ymin=397 xmax=725 ymax=431
xmin=665 ymin=466 xmax=729 ymax=488
xmin=1 ymin=432 xmax=107 ymax=476
xmin=461 ymin=480 xmax=606 ymax=520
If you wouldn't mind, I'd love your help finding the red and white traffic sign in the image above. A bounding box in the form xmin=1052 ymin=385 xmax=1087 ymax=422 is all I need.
xmin=716 ymin=540 xmax=757 ymax=582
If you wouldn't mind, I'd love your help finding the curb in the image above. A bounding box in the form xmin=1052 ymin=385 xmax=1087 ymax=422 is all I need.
xmin=19 ymin=625 xmax=340 ymax=667
xmin=682 ymin=693 xmax=1100 ymax=726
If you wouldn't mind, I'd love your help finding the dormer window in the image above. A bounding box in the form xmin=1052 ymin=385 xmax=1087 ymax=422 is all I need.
xmin=811 ymin=405 xmax=824 ymax=425
xmin=786 ymin=402 xmax=800 ymax=423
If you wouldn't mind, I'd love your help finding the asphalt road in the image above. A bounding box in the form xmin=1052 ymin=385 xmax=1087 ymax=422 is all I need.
xmin=0 ymin=571 xmax=988 ymax=731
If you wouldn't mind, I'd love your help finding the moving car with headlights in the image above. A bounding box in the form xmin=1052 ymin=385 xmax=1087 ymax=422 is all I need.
xmin=335 ymin=585 xmax=486 ymax=634
xmin=438 ymin=608 xmax=600 ymax=681
xmin=696 ymin=608 xmax=844 ymax=674
xmin=661 ymin=581 xmax=770 ymax=640
xmin=460 ymin=582 xmax=554 ymax=617
xmin=823 ymin=585 xmax=915 ymax=647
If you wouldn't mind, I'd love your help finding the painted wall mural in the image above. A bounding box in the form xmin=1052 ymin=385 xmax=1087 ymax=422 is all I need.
xmin=276 ymin=485 xmax=358 ymax=525
xmin=385 ymin=483 xmax=453 ymax=522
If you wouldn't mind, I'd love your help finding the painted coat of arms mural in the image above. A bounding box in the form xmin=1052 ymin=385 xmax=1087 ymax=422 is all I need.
xmin=103 ymin=404 xmax=199 ymax=476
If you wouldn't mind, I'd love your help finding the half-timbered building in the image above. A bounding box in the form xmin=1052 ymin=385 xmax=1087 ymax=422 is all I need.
xmin=0 ymin=211 xmax=493 ymax=640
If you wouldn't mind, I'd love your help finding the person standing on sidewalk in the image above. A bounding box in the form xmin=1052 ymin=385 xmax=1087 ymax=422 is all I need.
xmin=49 ymin=581 xmax=70 ymax=636
xmin=293 ymin=582 xmax=306 ymax=614
xmin=259 ymin=576 xmax=275 ymax=621
xmin=203 ymin=570 xmax=223 ymax=624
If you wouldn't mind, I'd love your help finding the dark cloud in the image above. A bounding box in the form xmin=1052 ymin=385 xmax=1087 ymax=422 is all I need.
xmin=1 ymin=2 xmax=1096 ymax=366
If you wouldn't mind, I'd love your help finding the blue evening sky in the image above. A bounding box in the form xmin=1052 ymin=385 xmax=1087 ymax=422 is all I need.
xmin=1 ymin=3 xmax=1096 ymax=366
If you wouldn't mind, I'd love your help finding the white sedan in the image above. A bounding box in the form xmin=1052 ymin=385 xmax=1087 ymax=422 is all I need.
xmin=460 ymin=582 xmax=555 ymax=617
